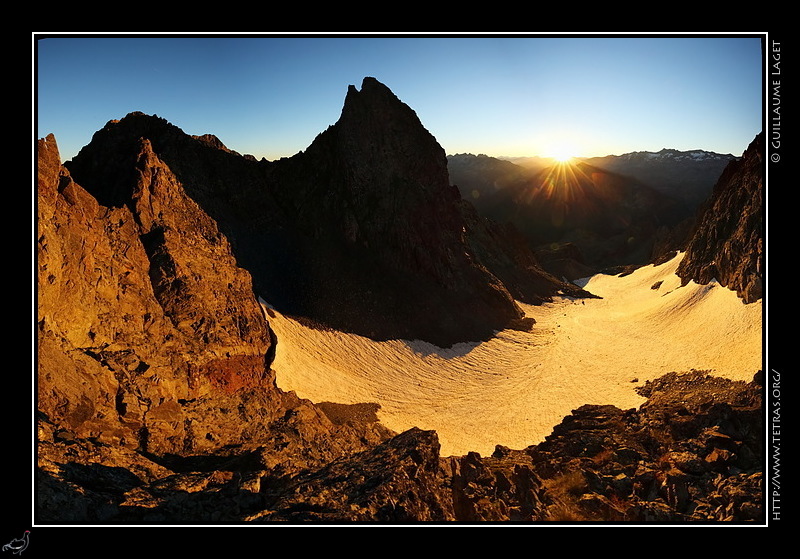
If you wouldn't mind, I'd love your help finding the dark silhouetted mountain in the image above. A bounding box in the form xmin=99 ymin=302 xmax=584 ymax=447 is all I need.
xmin=676 ymin=132 xmax=764 ymax=303
xmin=447 ymin=153 xmax=540 ymax=202
xmin=460 ymin=200 xmax=596 ymax=303
xmin=64 ymin=77 xmax=581 ymax=347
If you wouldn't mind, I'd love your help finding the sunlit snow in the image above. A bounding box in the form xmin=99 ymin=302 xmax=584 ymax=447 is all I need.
xmin=264 ymin=253 xmax=762 ymax=457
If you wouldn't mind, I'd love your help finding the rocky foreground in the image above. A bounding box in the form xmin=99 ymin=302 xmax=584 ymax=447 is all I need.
xmin=37 ymin=368 xmax=763 ymax=523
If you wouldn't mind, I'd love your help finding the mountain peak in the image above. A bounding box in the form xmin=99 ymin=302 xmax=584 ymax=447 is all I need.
xmin=347 ymin=75 xmax=386 ymax=93
xmin=338 ymin=77 xmax=433 ymax=150
xmin=343 ymin=76 xmax=400 ymax=109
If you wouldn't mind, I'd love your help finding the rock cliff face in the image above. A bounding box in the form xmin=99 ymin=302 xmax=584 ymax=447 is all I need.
xmin=676 ymin=133 xmax=764 ymax=303
xmin=38 ymin=132 xmax=279 ymax=456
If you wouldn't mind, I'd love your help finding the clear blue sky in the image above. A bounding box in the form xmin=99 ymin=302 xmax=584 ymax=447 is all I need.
xmin=35 ymin=34 xmax=764 ymax=163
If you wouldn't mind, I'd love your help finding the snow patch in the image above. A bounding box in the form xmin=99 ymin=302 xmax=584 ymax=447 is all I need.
xmin=265 ymin=253 xmax=762 ymax=457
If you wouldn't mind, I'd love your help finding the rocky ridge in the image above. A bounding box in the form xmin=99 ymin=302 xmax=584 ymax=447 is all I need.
xmin=581 ymin=148 xmax=737 ymax=209
xmin=676 ymin=133 xmax=764 ymax=303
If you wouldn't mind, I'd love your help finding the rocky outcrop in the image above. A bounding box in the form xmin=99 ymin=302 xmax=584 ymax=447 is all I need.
xmin=38 ymin=131 xmax=280 ymax=456
xmin=527 ymin=370 xmax=764 ymax=521
xmin=253 ymin=427 xmax=455 ymax=522
xmin=261 ymin=77 xmax=525 ymax=345
xmin=676 ymin=133 xmax=763 ymax=303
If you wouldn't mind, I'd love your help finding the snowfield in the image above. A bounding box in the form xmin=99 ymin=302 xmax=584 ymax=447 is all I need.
xmin=265 ymin=253 xmax=763 ymax=457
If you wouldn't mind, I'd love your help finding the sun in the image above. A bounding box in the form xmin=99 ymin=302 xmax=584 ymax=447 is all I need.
xmin=543 ymin=140 xmax=579 ymax=163
xmin=551 ymin=150 xmax=575 ymax=163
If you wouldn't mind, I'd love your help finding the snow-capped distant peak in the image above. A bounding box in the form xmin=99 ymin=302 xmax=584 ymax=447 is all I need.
xmin=622 ymin=148 xmax=736 ymax=162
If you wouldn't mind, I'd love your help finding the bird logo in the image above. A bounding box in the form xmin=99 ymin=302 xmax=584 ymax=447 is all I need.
xmin=2 ymin=531 xmax=29 ymax=555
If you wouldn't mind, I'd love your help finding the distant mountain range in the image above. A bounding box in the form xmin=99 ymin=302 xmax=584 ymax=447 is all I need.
xmin=448 ymin=147 xmax=739 ymax=276
xmin=458 ymin=148 xmax=737 ymax=208
xmin=580 ymin=148 xmax=739 ymax=208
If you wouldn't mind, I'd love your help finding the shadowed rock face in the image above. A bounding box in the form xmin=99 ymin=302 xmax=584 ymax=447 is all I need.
xmin=676 ymin=133 xmax=764 ymax=303
xmin=260 ymin=77 xmax=524 ymax=345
